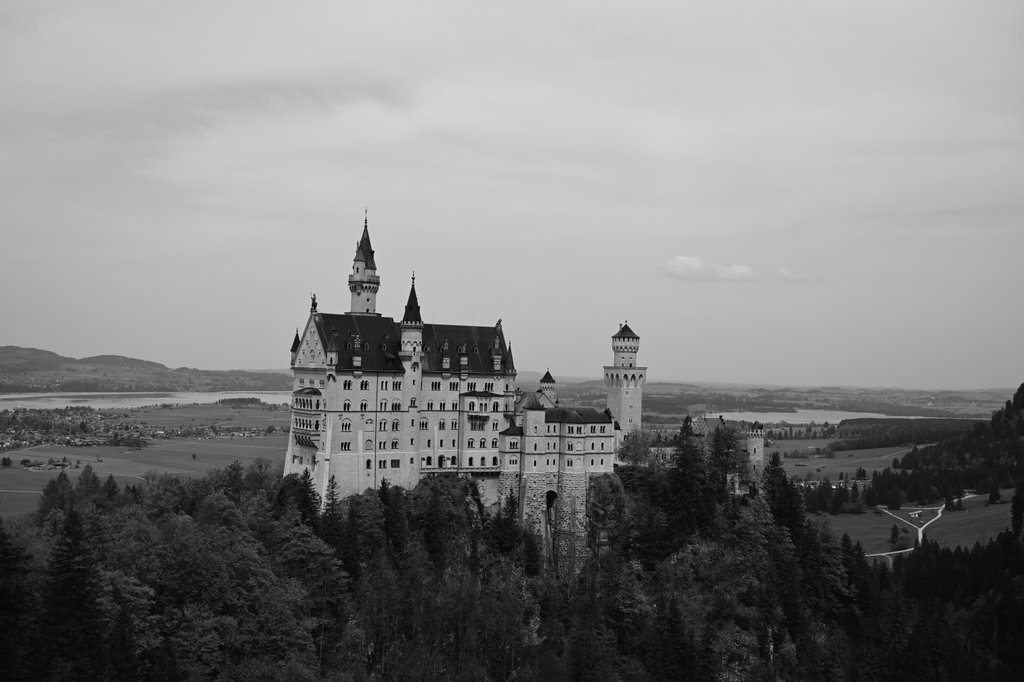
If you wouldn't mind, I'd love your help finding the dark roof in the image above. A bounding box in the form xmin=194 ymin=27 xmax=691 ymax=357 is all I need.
xmin=545 ymin=407 xmax=613 ymax=424
xmin=402 ymin=281 xmax=422 ymax=324
xmin=505 ymin=343 xmax=515 ymax=372
xmin=462 ymin=390 xmax=504 ymax=398
xmin=500 ymin=425 xmax=524 ymax=436
xmin=420 ymin=323 xmax=512 ymax=375
xmin=293 ymin=387 xmax=321 ymax=396
xmin=540 ymin=370 xmax=555 ymax=384
xmin=612 ymin=322 xmax=639 ymax=340
xmin=353 ymin=219 xmax=376 ymax=270
xmin=518 ymin=392 xmax=546 ymax=411
xmin=290 ymin=330 xmax=301 ymax=352
xmin=313 ymin=313 xmax=405 ymax=373
xmin=311 ymin=313 xmax=514 ymax=375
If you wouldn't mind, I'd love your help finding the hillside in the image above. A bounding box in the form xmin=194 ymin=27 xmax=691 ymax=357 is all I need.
xmin=0 ymin=346 xmax=291 ymax=393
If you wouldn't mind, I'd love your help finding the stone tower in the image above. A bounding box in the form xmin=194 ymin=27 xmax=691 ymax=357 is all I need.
xmin=604 ymin=322 xmax=646 ymax=432
xmin=348 ymin=215 xmax=380 ymax=315
xmin=746 ymin=422 xmax=766 ymax=480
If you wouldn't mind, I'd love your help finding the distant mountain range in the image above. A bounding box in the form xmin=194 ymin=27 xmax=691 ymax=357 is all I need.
xmin=0 ymin=346 xmax=292 ymax=394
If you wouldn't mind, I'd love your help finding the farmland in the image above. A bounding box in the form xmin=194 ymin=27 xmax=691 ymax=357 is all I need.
xmin=0 ymin=400 xmax=291 ymax=517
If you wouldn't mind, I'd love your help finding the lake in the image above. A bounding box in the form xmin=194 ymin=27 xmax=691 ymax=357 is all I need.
xmin=0 ymin=391 xmax=293 ymax=411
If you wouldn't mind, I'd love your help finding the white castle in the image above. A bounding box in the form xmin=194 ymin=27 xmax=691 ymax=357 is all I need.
xmin=283 ymin=218 xmax=647 ymax=560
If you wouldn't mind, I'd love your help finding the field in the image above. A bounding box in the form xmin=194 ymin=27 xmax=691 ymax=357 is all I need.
xmin=779 ymin=444 xmax=909 ymax=482
xmin=0 ymin=435 xmax=288 ymax=517
xmin=812 ymin=490 xmax=1015 ymax=556
xmin=116 ymin=402 xmax=291 ymax=430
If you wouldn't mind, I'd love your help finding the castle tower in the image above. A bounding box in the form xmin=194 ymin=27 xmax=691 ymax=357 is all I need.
xmin=348 ymin=214 xmax=380 ymax=315
xmin=603 ymin=322 xmax=646 ymax=432
xmin=539 ymin=370 xmax=557 ymax=406
xmin=746 ymin=422 xmax=765 ymax=480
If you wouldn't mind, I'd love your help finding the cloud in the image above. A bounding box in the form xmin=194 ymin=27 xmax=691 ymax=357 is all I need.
xmin=663 ymin=256 xmax=754 ymax=282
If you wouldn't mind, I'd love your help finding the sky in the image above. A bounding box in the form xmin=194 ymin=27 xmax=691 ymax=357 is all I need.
xmin=1 ymin=1 xmax=1022 ymax=390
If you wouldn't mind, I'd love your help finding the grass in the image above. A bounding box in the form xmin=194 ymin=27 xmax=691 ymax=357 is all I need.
xmin=0 ymin=434 xmax=287 ymax=518
xmin=780 ymin=445 xmax=909 ymax=482
xmin=812 ymin=489 xmax=1016 ymax=556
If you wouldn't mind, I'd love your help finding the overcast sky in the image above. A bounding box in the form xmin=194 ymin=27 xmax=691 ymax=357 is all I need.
xmin=1 ymin=1 xmax=1022 ymax=390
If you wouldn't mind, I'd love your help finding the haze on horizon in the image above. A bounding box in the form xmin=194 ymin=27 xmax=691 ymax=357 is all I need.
xmin=1 ymin=1 xmax=1022 ymax=392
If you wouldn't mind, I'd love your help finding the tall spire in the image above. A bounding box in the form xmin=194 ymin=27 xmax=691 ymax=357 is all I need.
xmin=354 ymin=211 xmax=376 ymax=270
xmin=402 ymin=273 xmax=422 ymax=324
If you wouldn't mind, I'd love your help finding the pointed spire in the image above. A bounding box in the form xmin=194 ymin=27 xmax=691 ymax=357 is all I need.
xmin=290 ymin=328 xmax=301 ymax=352
xmin=613 ymin=320 xmax=639 ymax=339
xmin=402 ymin=273 xmax=422 ymax=324
xmin=505 ymin=342 xmax=516 ymax=372
xmin=353 ymin=211 xmax=376 ymax=269
xmin=540 ymin=369 xmax=556 ymax=384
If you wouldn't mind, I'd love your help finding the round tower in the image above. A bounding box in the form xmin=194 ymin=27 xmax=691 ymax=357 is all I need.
xmin=603 ymin=322 xmax=646 ymax=433
xmin=348 ymin=213 xmax=381 ymax=315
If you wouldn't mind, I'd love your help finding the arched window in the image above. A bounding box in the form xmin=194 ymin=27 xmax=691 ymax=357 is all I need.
xmin=391 ymin=439 xmax=399 ymax=450
xmin=439 ymin=421 xmax=446 ymax=430
xmin=439 ymin=402 xmax=446 ymax=411
xmin=379 ymin=420 xmax=387 ymax=431
xmin=392 ymin=419 xmax=400 ymax=431
xmin=438 ymin=455 xmax=445 ymax=468
xmin=360 ymin=401 xmax=368 ymax=412
xmin=451 ymin=456 xmax=457 ymax=467
xmin=491 ymin=439 xmax=498 ymax=448
xmin=366 ymin=459 xmax=371 ymax=469
xmin=343 ymin=400 xmax=351 ymax=411
xmin=480 ymin=440 xmax=487 ymax=448
xmin=365 ymin=439 xmax=373 ymax=451
xmin=410 ymin=397 xmax=417 ymax=407
xmin=451 ymin=419 xmax=458 ymax=430
xmin=468 ymin=401 xmax=475 ymax=411
xmin=392 ymin=401 xmax=401 ymax=411
xmin=341 ymin=420 xmax=352 ymax=433
xmin=419 ymin=419 xmax=428 ymax=430
xmin=492 ymin=422 xmax=499 ymax=431
xmin=343 ymin=380 xmax=352 ymax=390
xmin=427 ymin=401 xmax=434 ymax=411
xmin=360 ymin=380 xmax=369 ymax=390
xmin=492 ymin=456 xmax=498 ymax=466
xmin=468 ymin=457 xmax=474 ymax=466
xmin=492 ymin=402 xmax=499 ymax=412
xmin=426 ymin=456 xmax=432 ymax=466
xmin=380 ymin=400 xmax=388 ymax=411
xmin=314 ymin=420 xmax=319 ymax=430
xmin=468 ymin=439 xmax=475 ymax=448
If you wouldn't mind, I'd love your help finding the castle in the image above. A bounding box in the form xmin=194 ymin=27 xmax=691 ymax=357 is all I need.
xmin=283 ymin=218 xmax=646 ymax=567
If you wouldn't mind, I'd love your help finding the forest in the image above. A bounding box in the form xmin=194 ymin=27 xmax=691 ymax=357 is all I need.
xmin=1 ymin=390 xmax=1023 ymax=680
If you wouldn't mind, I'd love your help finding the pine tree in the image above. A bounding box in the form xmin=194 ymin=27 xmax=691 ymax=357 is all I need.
xmin=0 ymin=518 xmax=31 ymax=681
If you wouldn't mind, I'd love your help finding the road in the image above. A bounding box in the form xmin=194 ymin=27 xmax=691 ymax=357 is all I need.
xmin=865 ymin=493 xmax=976 ymax=563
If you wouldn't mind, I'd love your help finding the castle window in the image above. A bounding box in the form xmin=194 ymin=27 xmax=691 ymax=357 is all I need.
xmin=492 ymin=457 xmax=498 ymax=466
xmin=360 ymin=380 xmax=369 ymax=390
xmin=341 ymin=442 xmax=351 ymax=451
xmin=468 ymin=439 xmax=475 ymax=448
xmin=391 ymin=402 xmax=401 ymax=411
xmin=600 ymin=459 xmax=604 ymax=465
xmin=343 ymin=400 xmax=351 ymax=411
xmin=431 ymin=381 xmax=441 ymax=391
xmin=360 ymin=401 xmax=368 ymax=412
xmin=600 ymin=426 xmax=606 ymax=433
xmin=451 ymin=457 xmax=457 ymax=466
xmin=469 ymin=401 xmax=475 ymax=411
xmin=380 ymin=400 xmax=388 ymax=411
xmin=366 ymin=459 xmax=371 ymax=469
xmin=365 ymin=439 xmax=373 ymax=450
xmin=533 ymin=459 xmax=537 ymax=468
xmin=601 ymin=443 xmax=605 ymax=450
xmin=567 ymin=443 xmax=573 ymax=452
xmin=469 ymin=457 xmax=474 ymax=466
xmin=427 ymin=440 xmax=431 ymax=448
xmin=391 ymin=440 xmax=399 ymax=450
xmin=590 ymin=459 xmax=594 ymax=466
xmin=439 ymin=421 xmax=446 ymax=430
xmin=439 ymin=439 xmax=444 ymax=447
xmin=484 ymin=382 xmax=493 ymax=392
xmin=299 ymin=379 xmax=304 ymax=386
xmin=590 ymin=426 xmax=596 ymax=434
xmin=491 ymin=439 xmax=498 ymax=448
xmin=391 ymin=419 xmax=400 ymax=431
xmin=533 ymin=443 xmax=537 ymax=451
xmin=468 ymin=382 xmax=477 ymax=391
xmin=392 ymin=381 xmax=402 ymax=390
xmin=427 ymin=401 xmax=434 ymax=411
xmin=510 ymin=441 xmax=518 ymax=449
xmin=492 ymin=402 xmax=499 ymax=412
xmin=451 ymin=420 xmax=458 ymax=430
xmin=479 ymin=440 xmax=486 ymax=448
xmin=426 ymin=456 xmax=432 ymax=466
xmin=380 ymin=380 xmax=388 ymax=390
xmin=379 ymin=459 xmax=386 ymax=468
xmin=319 ymin=380 xmax=325 ymax=388
xmin=410 ymin=398 xmax=417 ymax=407
xmin=450 ymin=381 xmax=459 ymax=391
xmin=439 ymin=455 xmax=445 ymax=468
xmin=379 ymin=420 xmax=387 ymax=431
xmin=391 ymin=459 xmax=400 ymax=468
xmin=492 ymin=422 xmax=498 ymax=431
xmin=419 ymin=420 xmax=428 ymax=430
xmin=314 ymin=420 xmax=319 ymax=430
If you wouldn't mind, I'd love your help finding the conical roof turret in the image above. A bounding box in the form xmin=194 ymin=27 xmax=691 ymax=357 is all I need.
xmin=540 ymin=369 xmax=556 ymax=384
xmin=402 ymin=275 xmax=422 ymax=324
xmin=290 ymin=329 xmax=301 ymax=352
xmin=613 ymin=321 xmax=639 ymax=339
xmin=353 ymin=214 xmax=377 ymax=270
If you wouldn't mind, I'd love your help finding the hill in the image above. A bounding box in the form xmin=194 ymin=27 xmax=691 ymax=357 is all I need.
xmin=0 ymin=346 xmax=291 ymax=393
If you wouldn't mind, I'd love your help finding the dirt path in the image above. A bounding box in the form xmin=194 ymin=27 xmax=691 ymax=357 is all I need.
xmin=865 ymin=493 xmax=976 ymax=563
